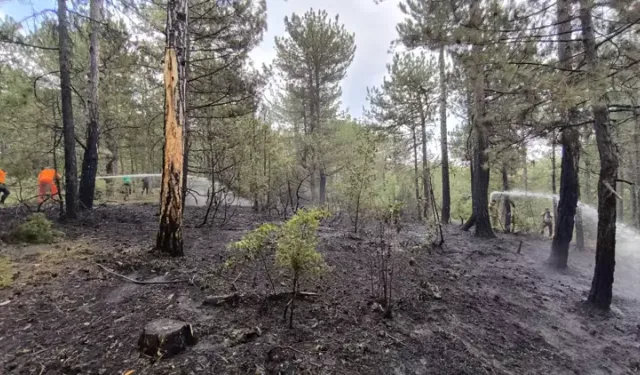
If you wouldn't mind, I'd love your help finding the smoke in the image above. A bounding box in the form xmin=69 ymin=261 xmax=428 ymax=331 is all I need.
xmin=490 ymin=190 xmax=640 ymax=259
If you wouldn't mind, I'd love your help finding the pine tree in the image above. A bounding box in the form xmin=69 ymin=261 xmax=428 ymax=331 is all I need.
xmin=274 ymin=9 xmax=356 ymax=204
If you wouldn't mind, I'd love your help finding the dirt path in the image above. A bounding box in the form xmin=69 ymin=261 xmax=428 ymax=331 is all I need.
xmin=0 ymin=205 xmax=638 ymax=374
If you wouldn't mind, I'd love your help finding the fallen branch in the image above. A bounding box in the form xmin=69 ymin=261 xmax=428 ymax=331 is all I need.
xmin=96 ymin=263 xmax=189 ymax=285
xmin=267 ymin=291 xmax=321 ymax=301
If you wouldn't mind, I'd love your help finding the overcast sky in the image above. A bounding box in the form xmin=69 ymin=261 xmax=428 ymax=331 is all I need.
xmin=248 ymin=0 xmax=404 ymax=118
xmin=1 ymin=0 xmax=405 ymax=119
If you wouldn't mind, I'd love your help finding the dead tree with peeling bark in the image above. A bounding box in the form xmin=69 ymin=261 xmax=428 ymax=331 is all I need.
xmin=156 ymin=0 xmax=188 ymax=256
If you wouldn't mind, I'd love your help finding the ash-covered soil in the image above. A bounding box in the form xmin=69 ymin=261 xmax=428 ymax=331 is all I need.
xmin=0 ymin=204 xmax=639 ymax=375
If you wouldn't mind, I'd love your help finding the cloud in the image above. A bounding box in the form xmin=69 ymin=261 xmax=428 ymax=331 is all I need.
xmin=249 ymin=0 xmax=404 ymax=118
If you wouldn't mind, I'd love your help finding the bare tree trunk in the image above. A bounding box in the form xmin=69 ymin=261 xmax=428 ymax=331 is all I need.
xmin=469 ymin=44 xmax=494 ymax=238
xmin=580 ymin=0 xmax=618 ymax=310
xmin=57 ymin=0 xmax=78 ymax=219
xmin=632 ymin=109 xmax=640 ymax=229
xmin=78 ymin=0 xmax=103 ymax=210
xmin=412 ymin=126 xmax=422 ymax=220
xmin=419 ymin=96 xmax=431 ymax=220
xmin=549 ymin=0 xmax=580 ymax=268
xmin=181 ymin=35 xmax=191 ymax=207
xmin=439 ymin=45 xmax=450 ymax=224
xmin=551 ymin=129 xmax=558 ymax=216
xmin=157 ymin=0 xmax=188 ymax=256
xmin=631 ymin=106 xmax=640 ymax=229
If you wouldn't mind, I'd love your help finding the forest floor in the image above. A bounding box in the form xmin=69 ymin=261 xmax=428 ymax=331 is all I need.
xmin=1 ymin=204 xmax=639 ymax=375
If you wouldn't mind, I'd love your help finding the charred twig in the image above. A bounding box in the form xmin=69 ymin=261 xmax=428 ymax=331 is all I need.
xmin=96 ymin=264 xmax=189 ymax=285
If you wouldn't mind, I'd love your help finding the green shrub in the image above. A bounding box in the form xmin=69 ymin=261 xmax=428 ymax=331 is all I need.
xmin=227 ymin=208 xmax=329 ymax=328
xmin=9 ymin=213 xmax=61 ymax=244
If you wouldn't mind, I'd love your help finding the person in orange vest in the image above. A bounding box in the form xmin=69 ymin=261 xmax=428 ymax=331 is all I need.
xmin=0 ymin=168 xmax=9 ymax=204
xmin=38 ymin=168 xmax=61 ymax=204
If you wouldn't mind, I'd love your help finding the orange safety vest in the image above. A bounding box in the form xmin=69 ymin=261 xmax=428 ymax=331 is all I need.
xmin=0 ymin=169 xmax=6 ymax=184
xmin=38 ymin=169 xmax=58 ymax=184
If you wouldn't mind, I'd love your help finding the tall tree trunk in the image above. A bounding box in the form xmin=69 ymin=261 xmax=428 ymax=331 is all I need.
xmin=551 ymin=129 xmax=558 ymax=216
xmin=157 ymin=0 xmax=188 ymax=256
xmin=549 ymin=0 xmax=580 ymax=268
xmin=439 ymin=45 xmax=451 ymax=224
xmin=501 ymin=164 xmax=511 ymax=233
xmin=57 ymin=0 xmax=78 ymax=219
xmin=315 ymin=70 xmax=326 ymax=205
xmin=412 ymin=126 xmax=422 ymax=220
xmin=634 ymin=108 xmax=640 ymax=229
xmin=78 ymin=0 xmax=103 ymax=210
xmin=580 ymin=0 xmax=618 ymax=310
xmin=419 ymin=96 xmax=431 ymax=220
xmin=469 ymin=45 xmax=494 ymax=238
xmin=181 ymin=35 xmax=191 ymax=206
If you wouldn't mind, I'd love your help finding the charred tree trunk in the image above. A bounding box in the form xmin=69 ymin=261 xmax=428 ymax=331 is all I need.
xmin=549 ymin=0 xmax=580 ymax=268
xmin=501 ymin=164 xmax=511 ymax=233
xmin=412 ymin=126 xmax=422 ymax=220
xmin=79 ymin=0 xmax=103 ymax=210
xmin=57 ymin=0 xmax=78 ymax=219
xmin=419 ymin=95 xmax=431 ymax=220
xmin=439 ymin=45 xmax=451 ymax=224
xmin=580 ymin=0 xmax=619 ymax=310
xmin=468 ymin=45 xmax=494 ymax=238
xmin=156 ymin=0 xmax=188 ymax=257
xmin=634 ymin=108 xmax=640 ymax=229
xmin=181 ymin=35 xmax=191 ymax=207
xmin=551 ymin=129 xmax=558 ymax=217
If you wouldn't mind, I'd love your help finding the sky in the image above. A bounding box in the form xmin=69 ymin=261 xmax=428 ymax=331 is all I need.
xmin=1 ymin=0 xmax=405 ymax=119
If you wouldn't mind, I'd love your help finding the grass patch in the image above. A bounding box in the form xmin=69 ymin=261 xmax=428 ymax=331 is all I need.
xmin=0 ymin=256 xmax=14 ymax=288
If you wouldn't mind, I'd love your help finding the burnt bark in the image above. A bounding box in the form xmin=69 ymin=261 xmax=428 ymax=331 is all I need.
xmin=57 ymin=0 xmax=78 ymax=219
xmin=439 ymin=45 xmax=451 ymax=224
xmin=468 ymin=44 xmax=494 ymax=238
xmin=412 ymin=126 xmax=422 ymax=220
xmin=181 ymin=35 xmax=191 ymax=207
xmin=419 ymin=95 xmax=431 ymax=220
xmin=551 ymin=129 xmax=558 ymax=216
xmin=634 ymin=108 xmax=640 ymax=229
xmin=549 ymin=0 xmax=581 ymax=268
xmin=78 ymin=0 xmax=103 ymax=210
xmin=157 ymin=0 xmax=188 ymax=256
xmin=580 ymin=0 xmax=619 ymax=310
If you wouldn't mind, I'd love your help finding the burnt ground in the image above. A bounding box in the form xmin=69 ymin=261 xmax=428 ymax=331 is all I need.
xmin=0 ymin=204 xmax=639 ymax=375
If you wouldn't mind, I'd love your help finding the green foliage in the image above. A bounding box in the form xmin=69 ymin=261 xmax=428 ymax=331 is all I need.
xmin=227 ymin=223 xmax=278 ymax=268
xmin=275 ymin=208 xmax=329 ymax=277
xmin=225 ymin=208 xmax=328 ymax=327
xmin=8 ymin=213 xmax=61 ymax=244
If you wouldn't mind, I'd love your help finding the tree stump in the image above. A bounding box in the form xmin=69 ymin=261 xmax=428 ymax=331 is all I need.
xmin=138 ymin=319 xmax=196 ymax=358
